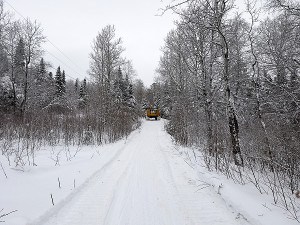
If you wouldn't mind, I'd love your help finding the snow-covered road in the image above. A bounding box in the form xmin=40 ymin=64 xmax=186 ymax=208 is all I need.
xmin=32 ymin=120 xmax=247 ymax=225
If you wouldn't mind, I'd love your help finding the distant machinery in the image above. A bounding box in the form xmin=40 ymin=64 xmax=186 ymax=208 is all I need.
xmin=145 ymin=106 xmax=160 ymax=120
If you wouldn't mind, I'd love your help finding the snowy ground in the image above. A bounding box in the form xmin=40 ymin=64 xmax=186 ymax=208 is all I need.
xmin=0 ymin=120 xmax=298 ymax=225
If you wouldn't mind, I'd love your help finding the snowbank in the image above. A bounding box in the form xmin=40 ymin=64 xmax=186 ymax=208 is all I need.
xmin=172 ymin=144 xmax=300 ymax=225
xmin=0 ymin=140 xmax=127 ymax=225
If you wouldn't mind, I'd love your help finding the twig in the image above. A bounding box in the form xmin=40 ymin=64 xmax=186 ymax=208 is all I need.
xmin=0 ymin=209 xmax=18 ymax=222
xmin=0 ymin=162 xmax=8 ymax=179
xmin=50 ymin=194 xmax=54 ymax=206
xmin=262 ymin=203 xmax=272 ymax=211
xmin=57 ymin=177 xmax=61 ymax=189
xmin=217 ymin=184 xmax=223 ymax=195
xmin=195 ymin=184 xmax=211 ymax=192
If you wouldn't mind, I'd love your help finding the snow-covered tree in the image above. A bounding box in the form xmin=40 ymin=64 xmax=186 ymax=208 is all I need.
xmin=89 ymin=24 xmax=124 ymax=85
xmin=78 ymin=78 xmax=87 ymax=109
xmin=55 ymin=66 xmax=65 ymax=97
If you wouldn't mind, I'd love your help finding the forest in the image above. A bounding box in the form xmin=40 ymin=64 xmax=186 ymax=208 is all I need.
xmin=0 ymin=0 xmax=142 ymax=167
xmin=154 ymin=0 xmax=300 ymax=220
xmin=0 ymin=0 xmax=300 ymax=222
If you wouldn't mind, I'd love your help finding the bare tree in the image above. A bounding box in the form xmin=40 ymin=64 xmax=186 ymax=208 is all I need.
xmin=19 ymin=19 xmax=45 ymax=117
xmin=5 ymin=21 xmax=21 ymax=113
xmin=89 ymin=25 xmax=124 ymax=85
xmin=266 ymin=0 xmax=300 ymax=16
xmin=245 ymin=0 xmax=273 ymax=164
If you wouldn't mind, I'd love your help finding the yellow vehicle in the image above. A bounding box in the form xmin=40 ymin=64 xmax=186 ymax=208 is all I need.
xmin=146 ymin=107 xmax=161 ymax=120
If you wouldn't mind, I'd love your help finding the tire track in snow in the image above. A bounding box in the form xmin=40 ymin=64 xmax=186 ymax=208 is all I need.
xmin=28 ymin=127 xmax=141 ymax=225
xmin=33 ymin=120 xmax=251 ymax=225
xmin=157 ymin=121 xmax=250 ymax=225
xmin=103 ymin=121 xmax=186 ymax=225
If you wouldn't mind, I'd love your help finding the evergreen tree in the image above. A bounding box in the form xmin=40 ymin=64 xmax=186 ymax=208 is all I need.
xmin=27 ymin=58 xmax=57 ymax=110
xmin=47 ymin=66 xmax=71 ymax=113
xmin=79 ymin=79 xmax=87 ymax=98
xmin=112 ymin=67 xmax=136 ymax=108
xmin=55 ymin=66 xmax=64 ymax=96
xmin=36 ymin=58 xmax=46 ymax=84
xmin=38 ymin=58 xmax=46 ymax=75
xmin=113 ymin=67 xmax=125 ymax=104
xmin=124 ymin=74 xmax=135 ymax=108
xmin=78 ymin=78 xmax=87 ymax=109
xmin=48 ymin=72 xmax=53 ymax=79
xmin=61 ymin=70 xmax=66 ymax=94
xmin=13 ymin=38 xmax=25 ymax=85
xmin=75 ymin=78 xmax=79 ymax=93
xmin=14 ymin=38 xmax=25 ymax=68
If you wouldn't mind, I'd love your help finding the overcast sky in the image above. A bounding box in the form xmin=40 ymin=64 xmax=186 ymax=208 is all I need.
xmin=6 ymin=0 xmax=177 ymax=86
xmin=5 ymin=0 xmax=266 ymax=86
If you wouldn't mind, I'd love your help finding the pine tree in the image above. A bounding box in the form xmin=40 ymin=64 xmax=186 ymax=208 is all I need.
xmin=79 ymin=79 xmax=87 ymax=99
xmin=113 ymin=67 xmax=124 ymax=104
xmin=48 ymin=72 xmax=53 ymax=79
xmin=55 ymin=66 xmax=64 ymax=96
xmin=78 ymin=78 xmax=87 ymax=109
xmin=14 ymin=38 xmax=25 ymax=68
xmin=75 ymin=78 xmax=79 ymax=93
xmin=61 ymin=70 xmax=66 ymax=94
xmin=112 ymin=67 xmax=136 ymax=108
xmin=38 ymin=58 xmax=46 ymax=75
xmin=14 ymin=38 xmax=25 ymax=85
xmin=36 ymin=58 xmax=46 ymax=84
xmin=124 ymin=73 xmax=135 ymax=108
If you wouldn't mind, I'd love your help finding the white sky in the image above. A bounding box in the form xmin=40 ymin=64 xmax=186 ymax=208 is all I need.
xmin=6 ymin=0 xmax=177 ymax=86
xmin=5 ymin=0 xmax=267 ymax=86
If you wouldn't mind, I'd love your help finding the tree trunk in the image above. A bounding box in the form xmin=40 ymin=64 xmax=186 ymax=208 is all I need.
xmin=205 ymin=101 xmax=213 ymax=154
xmin=20 ymin=62 xmax=29 ymax=119
xmin=206 ymin=29 xmax=215 ymax=155
xmin=254 ymin=71 xmax=273 ymax=169
xmin=11 ymin=66 xmax=17 ymax=114
xmin=224 ymin=50 xmax=244 ymax=166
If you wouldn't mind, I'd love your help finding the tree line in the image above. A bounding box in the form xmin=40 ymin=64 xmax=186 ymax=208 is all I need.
xmin=156 ymin=0 xmax=300 ymax=220
xmin=0 ymin=1 xmax=140 ymax=168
